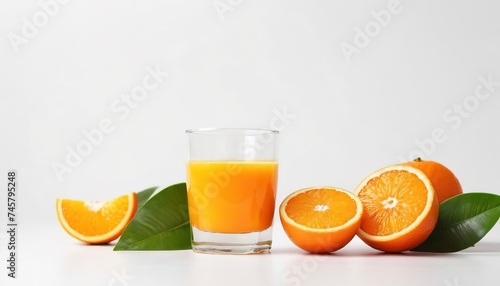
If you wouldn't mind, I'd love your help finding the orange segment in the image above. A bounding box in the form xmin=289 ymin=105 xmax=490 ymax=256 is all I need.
xmin=56 ymin=193 xmax=138 ymax=244
xmin=280 ymin=187 xmax=363 ymax=253
xmin=354 ymin=165 xmax=439 ymax=253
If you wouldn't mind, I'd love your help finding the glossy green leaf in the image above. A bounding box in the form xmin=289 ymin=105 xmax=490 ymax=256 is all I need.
xmin=412 ymin=193 xmax=500 ymax=253
xmin=114 ymin=183 xmax=191 ymax=251
xmin=136 ymin=186 xmax=158 ymax=210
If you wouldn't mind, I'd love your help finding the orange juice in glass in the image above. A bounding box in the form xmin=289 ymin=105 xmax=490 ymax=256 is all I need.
xmin=186 ymin=128 xmax=279 ymax=254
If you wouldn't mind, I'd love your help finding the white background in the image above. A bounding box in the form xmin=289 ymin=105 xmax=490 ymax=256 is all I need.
xmin=1 ymin=0 xmax=500 ymax=285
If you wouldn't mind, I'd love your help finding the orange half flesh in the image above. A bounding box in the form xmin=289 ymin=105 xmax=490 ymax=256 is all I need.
xmin=280 ymin=187 xmax=363 ymax=253
xmin=354 ymin=165 xmax=438 ymax=252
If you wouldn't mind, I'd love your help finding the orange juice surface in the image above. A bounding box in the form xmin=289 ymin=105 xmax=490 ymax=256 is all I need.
xmin=187 ymin=161 xmax=278 ymax=233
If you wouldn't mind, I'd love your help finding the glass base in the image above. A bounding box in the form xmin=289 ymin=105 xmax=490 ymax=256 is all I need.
xmin=191 ymin=226 xmax=273 ymax=254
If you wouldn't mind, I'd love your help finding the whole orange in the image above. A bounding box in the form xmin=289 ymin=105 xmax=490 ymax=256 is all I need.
xmin=403 ymin=158 xmax=462 ymax=203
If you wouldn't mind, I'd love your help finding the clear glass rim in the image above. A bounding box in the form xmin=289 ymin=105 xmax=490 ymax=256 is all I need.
xmin=186 ymin=128 xmax=279 ymax=135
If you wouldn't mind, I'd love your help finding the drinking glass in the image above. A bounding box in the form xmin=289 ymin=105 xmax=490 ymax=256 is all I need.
xmin=186 ymin=128 xmax=279 ymax=254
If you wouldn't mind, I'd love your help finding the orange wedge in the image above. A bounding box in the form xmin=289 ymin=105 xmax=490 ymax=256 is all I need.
xmin=354 ymin=165 xmax=439 ymax=252
xmin=279 ymin=187 xmax=363 ymax=253
xmin=56 ymin=192 xmax=138 ymax=244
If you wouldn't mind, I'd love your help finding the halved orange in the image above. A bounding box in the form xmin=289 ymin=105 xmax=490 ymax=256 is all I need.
xmin=354 ymin=165 xmax=439 ymax=252
xmin=279 ymin=187 xmax=363 ymax=253
xmin=56 ymin=192 xmax=138 ymax=244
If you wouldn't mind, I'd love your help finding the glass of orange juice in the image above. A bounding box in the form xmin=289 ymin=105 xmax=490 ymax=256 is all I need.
xmin=186 ymin=128 xmax=279 ymax=254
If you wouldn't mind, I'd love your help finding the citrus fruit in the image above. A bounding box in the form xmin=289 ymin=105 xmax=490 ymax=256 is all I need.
xmin=56 ymin=192 xmax=138 ymax=244
xmin=279 ymin=187 xmax=363 ymax=253
xmin=354 ymin=165 xmax=439 ymax=252
xmin=403 ymin=158 xmax=462 ymax=203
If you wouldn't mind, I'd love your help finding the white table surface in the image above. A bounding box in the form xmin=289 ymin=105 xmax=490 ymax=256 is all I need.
xmin=2 ymin=221 xmax=499 ymax=286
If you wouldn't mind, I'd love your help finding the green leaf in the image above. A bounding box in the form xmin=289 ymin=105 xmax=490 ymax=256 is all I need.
xmin=114 ymin=183 xmax=191 ymax=251
xmin=412 ymin=193 xmax=500 ymax=253
xmin=136 ymin=186 xmax=158 ymax=210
